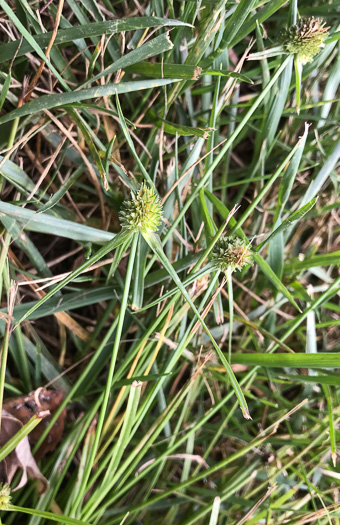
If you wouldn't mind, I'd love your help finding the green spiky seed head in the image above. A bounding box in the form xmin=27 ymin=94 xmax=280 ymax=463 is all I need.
xmin=279 ymin=17 xmax=329 ymax=64
xmin=119 ymin=182 xmax=163 ymax=234
xmin=212 ymin=236 xmax=253 ymax=273
xmin=0 ymin=484 xmax=11 ymax=510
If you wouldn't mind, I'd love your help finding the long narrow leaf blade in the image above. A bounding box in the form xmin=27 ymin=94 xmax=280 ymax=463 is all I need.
xmin=257 ymin=198 xmax=318 ymax=250
xmin=0 ymin=79 xmax=179 ymax=125
xmin=233 ymin=353 xmax=340 ymax=368
xmin=142 ymin=231 xmax=251 ymax=420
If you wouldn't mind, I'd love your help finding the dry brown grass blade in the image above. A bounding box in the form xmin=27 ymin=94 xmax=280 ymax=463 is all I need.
xmin=44 ymin=109 xmax=106 ymax=225
xmin=135 ymin=453 xmax=210 ymax=477
xmin=101 ymin=304 xmax=174 ymax=442
xmin=8 ymin=249 xmax=91 ymax=343
xmin=236 ymin=483 xmax=278 ymax=525
xmin=23 ymin=143 xmax=65 ymax=199
xmin=0 ymin=409 xmax=49 ymax=493
xmin=18 ymin=258 xmax=114 ymax=291
xmin=143 ymin=304 xmax=174 ymax=377
xmin=24 ymin=123 xmax=73 ymax=204
xmin=286 ymin=503 xmax=340 ymax=525
xmin=100 ymin=338 xmax=148 ymax=441
xmin=0 ymin=121 xmax=44 ymax=169
xmin=24 ymin=0 xmax=65 ymax=102
xmin=232 ymin=276 xmax=294 ymax=321
xmin=0 ymin=280 xmax=17 ymax=434
xmin=221 ymin=286 xmax=264 ymax=343
xmin=220 ymin=38 xmax=255 ymax=108
xmin=260 ymin=399 xmax=309 ymax=437
xmin=161 ymin=137 xmax=228 ymax=205
xmin=191 ymin=276 xmax=227 ymax=336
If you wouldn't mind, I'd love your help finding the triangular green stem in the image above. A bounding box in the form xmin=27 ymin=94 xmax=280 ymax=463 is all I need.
xmin=142 ymin=231 xmax=251 ymax=419
xmin=69 ymin=233 xmax=138 ymax=515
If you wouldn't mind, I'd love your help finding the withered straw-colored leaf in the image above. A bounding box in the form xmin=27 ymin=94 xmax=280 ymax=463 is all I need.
xmin=0 ymin=410 xmax=49 ymax=494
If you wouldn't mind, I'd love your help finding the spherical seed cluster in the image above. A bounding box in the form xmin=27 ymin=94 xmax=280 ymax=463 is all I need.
xmin=119 ymin=182 xmax=163 ymax=234
xmin=279 ymin=17 xmax=329 ymax=64
xmin=212 ymin=236 xmax=253 ymax=273
xmin=0 ymin=484 xmax=11 ymax=510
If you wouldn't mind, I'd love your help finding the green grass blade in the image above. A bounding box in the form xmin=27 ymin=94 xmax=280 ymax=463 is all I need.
xmin=322 ymin=385 xmax=337 ymax=466
xmin=93 ymin=381 xmax=142 ymax=509
xmin=257 ymin=197 xmax=318 ymax=251
xmin=136 ymin=264 xmax=214 ymax=312
xmin=0 ymin=73 xmax=11 ymax=112
xmin=65 ymin=108 xmax=107 ymax=189
xmin=229 ymin=131 xmax=307 ymax=238
xmin=253 ymin=253 xmax=301 ymax=312
xmin=211 ymin=0 xmax=286 ymax=59
xmin=149 ymin=111 xmax=211 ymax=138
xmin=284 ymin=251 xmax=340 ymax=273
xmin=300 ymin=139 xmax=340 ymax=207
xmin=220 ymin=0 xmax=258 ymax=48
xmin=7 ymin=506 xmax=91 ymax=525
xmin=142 ymin=231 xmax=251 ymax=419
xmin=277 ymin=122 xmax=309 ymax=212
xmin=0 ymin=201 xmax=115 ymax=243
xmin=81 ymin=33 xmax=174 ymax=88
xmin=115 ymin=93 xmax=153 ymax=186
xmin=227 ymin=278 xmax=234 ymax=364
xmin=274 ymin=373 xmax=340 ymax=387
xmin=232 ymin=353 xmax=340 ymax=368
xmin=0 ymin=414 xmax=44 ymax=462
xmin=0 ymin=79 xmax=179 ymax=125
xmin=0 ymin=18 xmax=191 ymax=64
xmin=131 ymin=236 xmax=149 ymax=310
xmin=125 ymin=62 xmax=252 ymax=83
xmin=0 ymin=157 xmax=38 ymax=195
xmin=70 ymin=234 xmax=138 ymax=514
xmin=0 ymin=0 xmax=70 ymax=91
xmin=15 ymin=230 xmax=133 ymax=326
xmin=204 ymin=190 xmax=302 ymax=311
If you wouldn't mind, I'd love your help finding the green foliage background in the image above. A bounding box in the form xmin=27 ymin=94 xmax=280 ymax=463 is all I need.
xmin=0 ymin=0 xmax=339 ymax=523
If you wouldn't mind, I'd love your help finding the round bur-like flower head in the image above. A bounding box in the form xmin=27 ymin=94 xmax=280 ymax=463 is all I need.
xmin=0 ymin=484 xmax=11 ymax=510
xmin=212 ymin=236 xmax=253 ymax=274
xmin=119 ymin=182 xmax=163 ymax=234
xmin=280 ymin=17 xmax=329 ymax=64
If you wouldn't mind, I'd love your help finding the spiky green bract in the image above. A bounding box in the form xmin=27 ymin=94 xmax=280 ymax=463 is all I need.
xmin=212 ymin=236 xmax=253 ymax=274
xmin=279 ymin=17 xmax=329 ymax=65
xmin=0 ymin=484 xmax=11 ymax=510
xmin=119 ymin=182 xmax=163 ymax=234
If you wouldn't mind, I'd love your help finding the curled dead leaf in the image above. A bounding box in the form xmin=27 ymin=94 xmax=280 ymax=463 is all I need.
xmin=0 ymin=410 xmax=49 ymax=494
xmin=3 ymin=388 xmax=66 ymax=460
xmin=0 ymin=388 xmax=67 ymax=494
